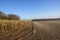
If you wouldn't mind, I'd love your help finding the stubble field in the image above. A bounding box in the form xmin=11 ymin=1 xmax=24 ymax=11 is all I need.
xmin=32 ymin=20 xmax=60 ymax=40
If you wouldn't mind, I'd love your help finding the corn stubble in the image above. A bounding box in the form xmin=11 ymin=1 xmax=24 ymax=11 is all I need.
xmin=0 ymin=20 xmax=33 ymax=40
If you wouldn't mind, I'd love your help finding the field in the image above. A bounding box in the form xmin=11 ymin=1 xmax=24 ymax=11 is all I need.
xmin=0 ymin=20 xmax=60 ymax=40
xmin=0 ymin=20 xmax=33 ymax=40
xmin=32 ymin=20 xmax=60 ymax=40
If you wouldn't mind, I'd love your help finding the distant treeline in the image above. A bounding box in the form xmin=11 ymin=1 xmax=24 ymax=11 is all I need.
xmin=32 ymin=18 xmax=60 ymax=21
xmin=0 ymin=11 xmax=20 ymax=20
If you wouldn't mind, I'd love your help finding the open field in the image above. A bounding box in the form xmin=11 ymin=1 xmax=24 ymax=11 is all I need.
xmin=0 ymin=20 xmax=60 ymax=40
xmin=32 ymin=20 xmax=60 ymax=40
xmin=0 ymin=20 xmax=33 ymax=40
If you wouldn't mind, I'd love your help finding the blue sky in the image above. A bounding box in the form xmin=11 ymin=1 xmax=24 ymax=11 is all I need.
xmin=0 ymin=0 xmax=60 ymax=20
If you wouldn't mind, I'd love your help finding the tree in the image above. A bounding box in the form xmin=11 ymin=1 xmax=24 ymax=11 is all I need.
xmin=0 ymin=11 xmax=20 ymax=20
xmin=7 ymin=14 xmax=20 ymax=20
xmin=0 ymin=11 xmax=7 ymax=19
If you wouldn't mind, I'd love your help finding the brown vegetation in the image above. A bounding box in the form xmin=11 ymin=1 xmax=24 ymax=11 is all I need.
xmin=0 ymin=20 xmax=33 ymax=40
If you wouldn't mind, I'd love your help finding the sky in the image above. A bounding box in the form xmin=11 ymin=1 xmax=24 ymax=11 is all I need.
xmin=0 ymin=0 xmax=60 ymax=20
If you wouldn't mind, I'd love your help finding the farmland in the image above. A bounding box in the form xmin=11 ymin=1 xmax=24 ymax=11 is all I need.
xmin=32 ymin=20 xmax=60 ymax=40
xmin=0 ymin=20 xmax=33 ymax=40
xmin=0 ymin=20 xmax=60 ymax=40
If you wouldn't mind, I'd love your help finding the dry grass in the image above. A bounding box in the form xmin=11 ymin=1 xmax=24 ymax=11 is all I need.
xmin=0 ymin=20 xmax=33 ymax=40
